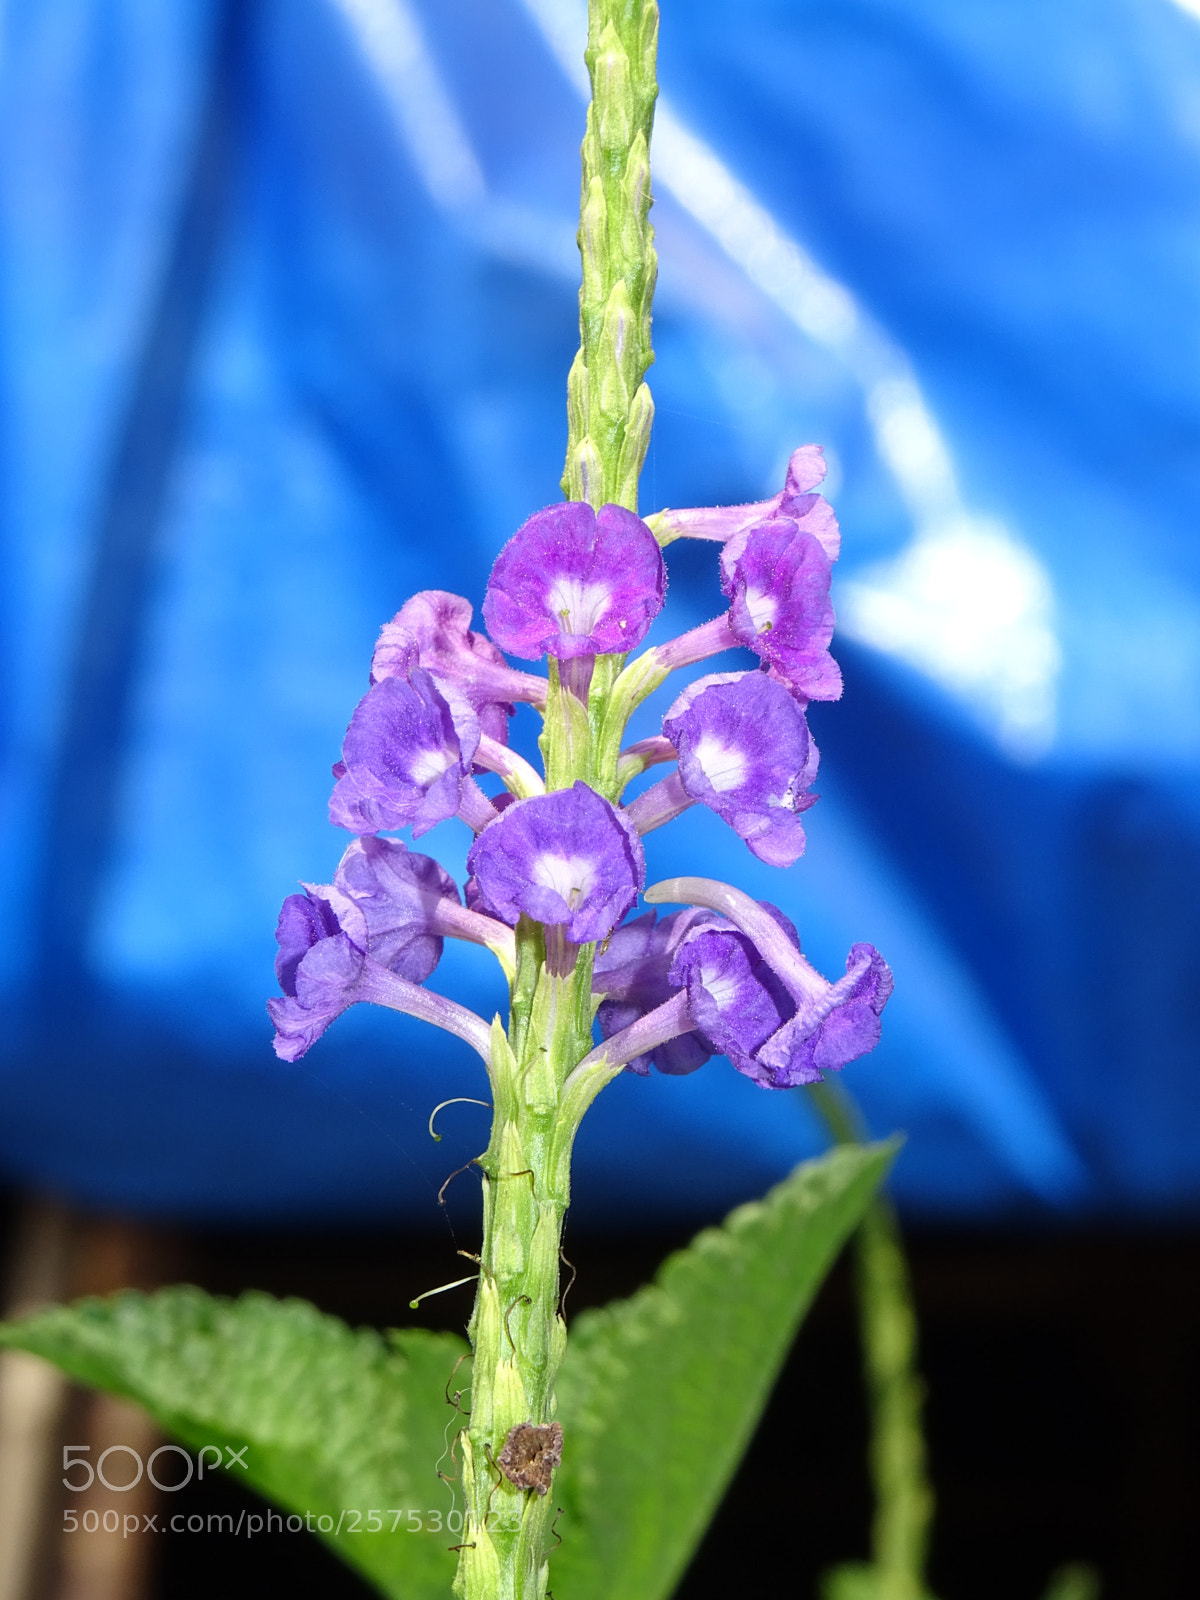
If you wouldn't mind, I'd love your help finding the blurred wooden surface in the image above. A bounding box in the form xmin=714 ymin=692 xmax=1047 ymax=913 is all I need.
xmin=0 ymin=1202 xmax=73 ymax=1600
xmin=0 ymin=1202 xmax=181 ymax=1600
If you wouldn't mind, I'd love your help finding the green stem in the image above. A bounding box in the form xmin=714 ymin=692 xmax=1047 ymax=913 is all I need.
xmin=563 ymin=0 xmax=660 ymax=512
xmin=455 ymin=948 xmax=595 ymax=1600
xmin=810 ymin=1082 xmax=935 ymax=1600
xmin=455 ymin=10 xmax=659 ymax=1597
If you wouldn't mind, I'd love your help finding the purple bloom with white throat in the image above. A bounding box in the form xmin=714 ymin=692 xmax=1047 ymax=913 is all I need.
xmin=721 ymin=520 xmax=842 ymax=702
xmin=334 ymin=834 xmax=516 ymax=978
xmin=593 ymin=908 xmax=718 ymax=1075
xmin=329 ymin=668 xmax=490 ymax=837
xmin=269 ymin=859 xmax=496 ymax=1065
xmin=372 ymin=590 xmax=546 ymax=738
xmin=631 ymin=671 xmax=819 ymax=867
xmin=649 ymin=444 xmax=841 ymax=563
xmin=646 ymin=877 xmax=893 ymax=1088
xmin=483 ymin=502 xmax=665 ymax=660
xmin=668 ymin=924 xmax=795 ymax=1086
xmin=468 ymin=781 xmax=645 ymax=945
xmin=574 ymin=904 xmax=793 ymax=1084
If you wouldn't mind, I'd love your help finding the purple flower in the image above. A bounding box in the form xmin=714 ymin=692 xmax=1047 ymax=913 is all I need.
xmin=669 ymin=924 xmax=796 ymax=1086
xmin=720 ymin=521 xmax=842 ymax=702
xmin=771 ymin=445 xmax=841 ymax=562
xmin=482 ymin=502 xmax=665 ymax=660
xmin=332 ymin=835 xmax=459 ymax=979
xmin=646 ymin=876 xmax=893 ymax=1088
xmin=269 ymin=851 xmax=499 ymax=1064
xmin=270 ymin=845 xmax=460 ymax=1062
xmin=338 ymin=834 xmax=518 ymax=975
xmin=650 ymin=445 xmax=841 ymax=563
xmin=468 ymin=781 xmax=645 ymax=944
xmin=661 ymin=671 xmax=819 ymax=867
xmin=755 ymin=940 xmax=893 ymax=1085
xmin=269 ymin=885 xmax=368 ymax=1061
xmin=593 ymin=909 xmax=718 ymax=1075
xmin=372 ymin=590 xmax=546 ymax=740
xmin=329 ymin=668 xmax=481 ymax=837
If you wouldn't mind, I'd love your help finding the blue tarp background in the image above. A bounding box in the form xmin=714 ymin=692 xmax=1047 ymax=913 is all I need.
xmin=1 ymin=0 xmax=1198 ymax=1223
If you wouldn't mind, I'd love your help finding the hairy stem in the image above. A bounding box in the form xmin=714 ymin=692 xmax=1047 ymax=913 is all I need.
xmin=562 ymin=0 xmax=660 ymax=512
xmin=456 ymin=9 xmax=661 ymax=1598
xmin=455 ymin=940 xmax=596 ymax=1600
xmin=810 ymin=1081 xmax=935 ymax=1600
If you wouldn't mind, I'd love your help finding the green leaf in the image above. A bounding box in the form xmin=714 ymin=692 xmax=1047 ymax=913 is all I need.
xmin=1041 ymin=1566 xmax=1101 ymax=1600
xmin=820 ymin=1561 xmax=938 ymax=1600
xmin=0 ymin=1144 xmax=893 ymax=1600
xmin=0 ymin=1287 xmax=467 ymax=1600
xmin=551 ymin=1140 xmax=898 ymax=1600
xmin=821 ymin=1565 xmax=886 ymax=1600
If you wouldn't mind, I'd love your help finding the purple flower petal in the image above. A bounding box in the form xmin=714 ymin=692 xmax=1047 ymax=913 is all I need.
xmin=329 ymin=668 xmax=479 ymax=837
xmin=337 ymin=834 xmax=517 ymax=976
xmin=593 ymin=908 xmax=718 ymax=1074
xmin=662 ymin=671 xmax=819 ymax=867
xmin=777 ymin=446 xmax=840 ymax=562
xmin=645 ymin=876 xmax=894 ymax=1088
xmin=483 ymin=502 xmax=665 ymax=660
xmin=333 ymin=835 xmax=459 ymax=982
xmin=650 ymin=445 xmax=840 ymax=562
xmin=268 ymin=885 xmax=368 ymax=1061
xmin=269 ymin=862 xmax=500 ymax=1063
xmin=467 ymin=781 xmax=645 ymax=943
xmin=756 ymin=942 xmax=894 ymax=1085
xmin=783 ymin=443 xmax=828 ymax=497
xmin=721 ymin=521 xmax=842 ymax=701
xmin=668 ymin=925 xmax=794 ymax=1083
xmin=372 ymin=590 xmax=545 ymax=739
xmin=779 ymin=489 xmax=841 ymax=564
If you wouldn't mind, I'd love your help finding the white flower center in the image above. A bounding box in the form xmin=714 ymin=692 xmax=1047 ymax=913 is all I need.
xmin=699 ymin=961 xmax=740 ymax=1011
xmin=692 ymin=735 xmax=747 ymax=793
xmin=533 ymin=852 xmax=596 ymax=909
xmin=769 ymin=777 xmax=802 ymax=812
xmin=546 ymin=575 xmax=613 ymax=636
xmin=744 ymin=586 xmax=776 ymax=634
xmin=409 ymin=746 xmax=457 ymax=785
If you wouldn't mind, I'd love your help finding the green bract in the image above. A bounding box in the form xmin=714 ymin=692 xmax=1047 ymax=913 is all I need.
xmin=563 ymin=1 xmax=658 ymax=511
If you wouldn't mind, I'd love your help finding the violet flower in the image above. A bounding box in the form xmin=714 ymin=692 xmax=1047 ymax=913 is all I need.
xmin=269 ymin=885 xmax=369 ymax=1062
xmin=626 ymin=671 xmax=819 ymax=867
xmin=668 ymin=923 xmax=797 ymax=1087
xmin=468 ymin=781 xmax=645 ymax=945
xmin=720 ymin=521 xmax=842 ymax=702
xmin=482 ymin=502 xmax=665 ymax=661
xmin=332 ymin=836 xmax=455 ymax=980
xmin=624 ymin=532 xmax=840 ymax=712
xmin=592 ymin=908 xmax=718 ymax=1075
xmin=372 ymin=590 xmax=546 ymax=739
xmin=329 ymin=668 xmax=497 ymax=837
xmin=336 ymin=834 xmax=516 ymax=977
xmin=584 ymin=903 xmax=797 ymax=1085
xmin=645 ymin=876 xmax=893 ymax=1088
xmin=268 ymin=866 xmax=495 ymax=1066
xmin=649 ymin=444 xmax=841 ymax=562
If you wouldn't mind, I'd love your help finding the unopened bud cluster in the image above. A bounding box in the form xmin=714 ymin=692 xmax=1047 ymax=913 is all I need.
xmin=563 ymin=0 xmax=659 ymax=510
